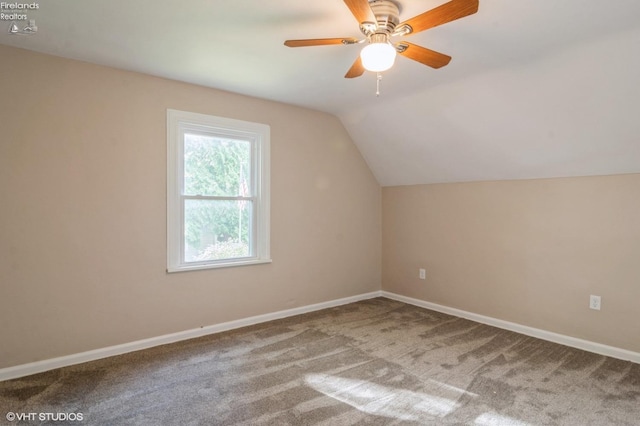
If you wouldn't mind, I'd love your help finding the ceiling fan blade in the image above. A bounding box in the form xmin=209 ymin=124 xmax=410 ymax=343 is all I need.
xmin=284 ymin=38 xmax=358 ymax=47
xmin=397 ymin=42 xmax=451 ymax=69
xmin=345 ymin=56 xmax=365 ymax=78
xmin=343 ymin=0 xmax=375 ymax=24
xmin=397 ymin=0 xmax=478 ymax=35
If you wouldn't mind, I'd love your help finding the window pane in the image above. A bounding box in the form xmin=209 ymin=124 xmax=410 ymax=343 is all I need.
xmin=183 ymin=134 xmax=251 ymax=197
xmin=184 ymin=199 xmax=252 ymax=262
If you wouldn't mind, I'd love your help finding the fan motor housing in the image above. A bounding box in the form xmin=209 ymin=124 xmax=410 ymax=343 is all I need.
xmin=360 ymin=0 xmax=401 ymax=36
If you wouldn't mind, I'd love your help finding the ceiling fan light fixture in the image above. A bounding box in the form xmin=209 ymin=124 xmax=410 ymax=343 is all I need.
xmin=283 ymin=0 xmax=479 ymax=79
xmin=360 ymin=41 xmax=396 ymax=72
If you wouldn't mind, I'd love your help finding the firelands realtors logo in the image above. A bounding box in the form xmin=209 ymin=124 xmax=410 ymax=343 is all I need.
xmin=1 ymin=2 xmax=39 ymax=34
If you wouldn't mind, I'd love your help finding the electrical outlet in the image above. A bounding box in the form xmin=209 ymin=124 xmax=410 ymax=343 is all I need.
xmin=419 ymin=269 xmax=426 ymax=280
xmin=589 ymin=295 xmax=601 ymax=311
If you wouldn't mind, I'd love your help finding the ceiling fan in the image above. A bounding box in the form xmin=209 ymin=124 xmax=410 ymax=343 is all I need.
xmin=284 ymin=0 xmax=479 ymax=78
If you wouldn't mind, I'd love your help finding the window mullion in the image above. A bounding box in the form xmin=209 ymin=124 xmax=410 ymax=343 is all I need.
xmin=182 ymin=195 xmax=252 ymax=202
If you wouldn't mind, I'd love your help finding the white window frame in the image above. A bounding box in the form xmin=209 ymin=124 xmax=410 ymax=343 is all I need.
xmin=167 ymin=109 xmax=271 ymax=272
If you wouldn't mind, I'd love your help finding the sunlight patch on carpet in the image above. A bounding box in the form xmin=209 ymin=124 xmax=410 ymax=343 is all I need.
xmin=305 ymin=373 xmax=460 ymax=421
xmin=475 ymin=412 xmax=530 ymax=425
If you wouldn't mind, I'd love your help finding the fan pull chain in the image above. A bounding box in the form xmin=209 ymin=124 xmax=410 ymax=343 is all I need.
xmin=376 ymin=72 xmax=382 ymax=97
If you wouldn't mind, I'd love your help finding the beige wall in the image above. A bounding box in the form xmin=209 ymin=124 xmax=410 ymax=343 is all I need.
xmin=0 ymin=45 xmax=381 ymax=369
xmin=2 ymin=44 xmax=637 ymax=370
xmin=382 ymin=174 xmax=640 ymax=352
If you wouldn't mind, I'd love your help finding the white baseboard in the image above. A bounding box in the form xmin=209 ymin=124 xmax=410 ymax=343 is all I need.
xmin=382 ymin=291 xmax=640 ymax=364
xmin=0 ymin=291 xmax=382 ymax=382
xmin=3 ymin=290 xmax=637 ymax=381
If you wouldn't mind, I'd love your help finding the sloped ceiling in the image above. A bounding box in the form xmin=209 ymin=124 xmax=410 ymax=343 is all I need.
xmin=1 ymin=0 xmax=639 ymax=185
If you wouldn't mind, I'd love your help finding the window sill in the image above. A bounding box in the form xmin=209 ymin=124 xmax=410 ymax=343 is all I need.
xmin=167 ymin=258 xmax=272 ymax=273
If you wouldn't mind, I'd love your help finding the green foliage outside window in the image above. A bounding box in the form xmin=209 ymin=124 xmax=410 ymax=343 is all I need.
xmin=183 ymin=134 xmax=251 ymax=261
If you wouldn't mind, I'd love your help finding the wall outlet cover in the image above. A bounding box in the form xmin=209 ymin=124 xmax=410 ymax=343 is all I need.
xmin=590 ymin=295 xmax=601 ymax=310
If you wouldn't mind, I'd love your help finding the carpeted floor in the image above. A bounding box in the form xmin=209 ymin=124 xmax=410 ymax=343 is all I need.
xmin=1 ymin=297 xmax=639 ymax=425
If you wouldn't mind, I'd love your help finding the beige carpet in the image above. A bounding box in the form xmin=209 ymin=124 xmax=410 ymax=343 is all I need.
xmin=1 ymin=297 xmax=639 ymax=425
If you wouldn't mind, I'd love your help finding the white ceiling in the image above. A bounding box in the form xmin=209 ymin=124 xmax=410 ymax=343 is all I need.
xmin=2 ymin=0 xmax=640 ymax=185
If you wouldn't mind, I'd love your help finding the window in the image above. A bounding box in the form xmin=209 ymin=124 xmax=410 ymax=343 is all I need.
xmin=167 ymin=109 xmax=270 ymax=272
